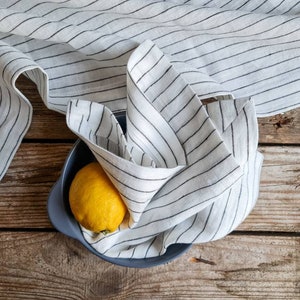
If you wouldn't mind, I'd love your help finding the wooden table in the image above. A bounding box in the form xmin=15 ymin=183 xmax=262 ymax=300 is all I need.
xmin=0 ymin=76 xmax=299 ymax=299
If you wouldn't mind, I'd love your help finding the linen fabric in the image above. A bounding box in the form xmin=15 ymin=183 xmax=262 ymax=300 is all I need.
xmin=67 ymin=40 xmax=263 ymax=258
xmin=0 ymin=0 xmax=299 ymax=258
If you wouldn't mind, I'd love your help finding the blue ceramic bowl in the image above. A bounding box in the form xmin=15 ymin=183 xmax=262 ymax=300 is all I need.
xmin=47 ymin=114 xmax=191 ymax=268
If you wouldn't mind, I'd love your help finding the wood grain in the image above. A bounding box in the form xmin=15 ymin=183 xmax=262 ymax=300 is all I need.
xmin=238 ymin=146 xmax=300 ymax=232
xmin=1 ymin=144 xmax=299 ymax=232
xmin=0 ymin=144 xmax=72 ymax=228
xmin=1 ymin=74 xmax=297 ymax=300
xmin=16 ymin=75 xmax=300 ymax=144
xmin=258 ymin=110 xmax=300 ymax=145
xmin=0 ymin=232 xmax=298 ymax=299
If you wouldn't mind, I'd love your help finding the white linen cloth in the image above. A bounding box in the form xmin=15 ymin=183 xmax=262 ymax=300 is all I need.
xmin=0 ymin=0 xmax=299 ymax=258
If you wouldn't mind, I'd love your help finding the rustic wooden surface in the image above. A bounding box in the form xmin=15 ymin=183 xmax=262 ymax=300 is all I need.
xmin=0 ymin=76 xmax=299 ymax=299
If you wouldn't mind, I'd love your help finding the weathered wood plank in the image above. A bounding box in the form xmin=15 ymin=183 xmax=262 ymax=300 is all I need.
xmin=0 ymin=232 xmax=298 ymax=299
xmin=258 ymin=109 xmax=300 ymax=145
xmin=16 ymin=75 xmax=300 ymax=144
xmin=0 ymin=144 xmax=72 ymax=228
xmin=1 ymin=144 xmax=299 ymax=232
xmin=238 ymin=146 xmax=300 ymax=232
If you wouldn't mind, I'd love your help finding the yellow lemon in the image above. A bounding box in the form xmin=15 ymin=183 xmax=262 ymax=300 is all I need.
xmin=69 ymin=162 xmax=127 ymax=233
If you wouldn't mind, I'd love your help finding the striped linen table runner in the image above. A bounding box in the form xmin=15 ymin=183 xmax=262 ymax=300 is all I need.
xmin=0 ymin=0 xmax=299 ymax=258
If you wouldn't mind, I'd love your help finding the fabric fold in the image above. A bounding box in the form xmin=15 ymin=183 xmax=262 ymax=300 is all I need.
xmin=1 ymin=0 xmax=300 ymax=181
xmin=67 ymin=99 xmax=186 ymax=227
xmin=65 ymin=40 xmax=261 ymax=259
xmin=0 ymin=0 xmax=299 ymax=258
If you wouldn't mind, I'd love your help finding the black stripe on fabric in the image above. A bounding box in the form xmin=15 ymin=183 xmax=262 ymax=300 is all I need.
xmin=284 ymin=1 xmax=300 ymax=14
xmin=14 ymin=38 xmax=48 ymax=52
xmin=46 ymin=24 xmax=74 ymax=40
xmin=23 ymin=0 xmax=71 ymax=14
xmin=120 ymin=202 xmax=145 ymax=215
xmin=91 ymin=147 xmax=170 ymax=181
xmin=152 ymin=73 xmax=181 ymax=104
xmin=10 ymin=64 xmax=39 ymax=86
xmin=38 ymin=0 xmax=110 ymax=18
xmin=97 ymin=154 xmax=166 ymax=194
xmin=104 ymin=10 xmax=243 ymax=50
xmin=188 ymin=25 xmax=300 ymax=67
xmin=167 ymin=14 xmax=279 ymax=56
xmin=219 ymin=101 xmax=225 ymax=132
xmin=158 ymin=12 xmax=253 ymax=49
xmin=254 ymin=77 xmax=300 ymax=101
xmin=0 ymin=94 xmax=31 ymax=178
xmin=126 ymin=131 xmax=147 ymax=154
xmin=119 ymin=191 xmax=152 ymax=205
xmin=251 ymin=0 xmax=269 ymax=12
xmin=210 ymin=45 xmax=300 ymax=77
xmin=93 ymin=104 xmax=105 ymax=137
xmin=48 ymin=63 xmax=126 ymax=81
xmin=167 ymin=94 xmax=198 ymax=124
xmin=174 ymin=103 xmax=203 ymax=134
xmin=191 ymin=203 xmax=215 ymax=243
xmin=33 ymin=42 xmax=134 ymax=63
xmin=86 ymin=101 xmax=93 ymax=122
xmin=143 ymin=65 xmax=172 ymax=94
xmin=77 ymin=0 xmax=175 ymax=32
xmin=220 ymin=0 xmax=234 ymax=9
xmin=64 ymin=1 xmax=175 ymax=50
xmin=127 ymin=42 xmax=157 ymax=79
xmin=49 ymin=84 xmax=126 ymax=98
xmin=258 ymin=100 xmax=300 ymax=116
xmin=173 ymin=214 xmax=198 ymax=244
xmin=7 ymin=16 xmax=41 ymax=33
xmin=43 ymin=58 xmax=99 ymax=71
xmin=209 ymin=188 xmax=232 ymax=241
xmin=49 ymin=73 xmax=125 ymax=91
xmin=66 ymin=99 xmax=72 ymax=126
xmin=186 ymin=129 xmax=218 ymax=157
xmin=222 ymin=54 xmax=300 ymax=85
xmin=106 ymin=113 xmax=115 ymax=141
xmin=80 ymin=37 xmax=131 ymax=57
xmin=150 ymin=143 xmax=228 ymax=205
xmin=0 ymin=49 xmax=22 ymax=59
xmin=126 ymin=103 xmax=170 ymax=167
xmin=181 ymin=116 xmax=209 ymax=146
xmin=229 ymin=180 xmax=243 ymax=233
xmin=159 ymin=83 xmax=189 ymax=114
xmin=94 ymin=4 xmax=200 ymax=40
xmin=243 ymin=107 xmax=250 ymax=162
xmin=231 ymin=66 xmax=300 ymax=94
xmin=129 ymin=245 xmax=137 ymax=259
xmin=237 ymin=0 xmax=251 ymax=10
xmin=170 ymin=15 xmax=299 ymax=66
xmin=100 ymin=232 xmax=158 ymax=253
xmin=5 ymin=0 xmax=23 ymax=9
xmin=230 ymin=123 xmax=235 ymax=158
xmin=136 ymin=54 xmax=164 ymax=84
xmin=1 ymin=56 xmax=30 ymax=79
xmin=0 ymin=88 xmax=11 ymax=128
xmin=0 ymin=11 xmax=21 ymax=24
xmin=78 ymin=115 xmax=84 ymax=133
xmin=143 ymin=174 xmax=236 ymax=233
xmin=241 ymin=108 xmax=251 ymax=223
xmin=127 ymin=90 xmax=179 ymax=166
xmin=267 ymin=0 xmax=285 ymax=13
xmin=144 ymin=236 xmax=157 ymax=257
